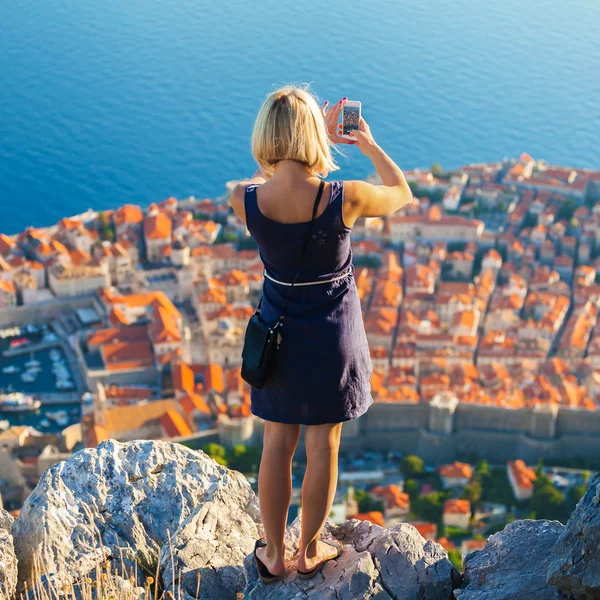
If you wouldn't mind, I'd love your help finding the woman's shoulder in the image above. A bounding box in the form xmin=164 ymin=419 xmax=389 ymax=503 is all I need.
xmin=230 ymin=181 xmax=261 ymax=226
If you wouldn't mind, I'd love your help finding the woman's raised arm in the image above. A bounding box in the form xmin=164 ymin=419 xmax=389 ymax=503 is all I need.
xmin=339 ymin=116 xmax=413 ymax=225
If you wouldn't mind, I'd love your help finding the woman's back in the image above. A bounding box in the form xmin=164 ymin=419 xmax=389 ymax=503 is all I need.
xmin=244 ymin=179 xmax=352 ymax=282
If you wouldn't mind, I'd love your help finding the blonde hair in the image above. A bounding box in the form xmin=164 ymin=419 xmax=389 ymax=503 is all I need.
xmin=251 ymin=85 xmax=339 ymax=178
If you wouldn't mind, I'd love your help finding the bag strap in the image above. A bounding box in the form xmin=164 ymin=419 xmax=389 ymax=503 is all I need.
xmin=256 ymin=180 xmax=325 ymax=322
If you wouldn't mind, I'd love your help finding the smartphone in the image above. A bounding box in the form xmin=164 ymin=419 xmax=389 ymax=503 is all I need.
xmin=341 ymin=101 xmax=361 ymax=140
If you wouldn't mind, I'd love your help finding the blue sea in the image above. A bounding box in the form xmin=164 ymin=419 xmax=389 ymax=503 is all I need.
xmin=1 ymin=0 xmax=599 ymax=233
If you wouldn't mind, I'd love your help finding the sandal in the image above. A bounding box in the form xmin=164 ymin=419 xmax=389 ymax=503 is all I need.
xmin=297 ymin=537 xmax=344 ymax=580
xmin=254 ymin=537 xmax=284 ymax=584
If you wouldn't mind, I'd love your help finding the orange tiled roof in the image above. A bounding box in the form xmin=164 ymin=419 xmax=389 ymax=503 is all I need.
xmin=508 ymin=459 xmax=537 ymax=490
xmin=439 ymin=461 xmax=473 ymax=480
xmin=173 ymin=361 xmax=195 ymax=393
xmin=0 ymin=280 xmax=17 ymax=294
xmin=444 ymin=499 xmax=471 ymax=515
xmin=114 ymin=204 xmax=144 ymax=226
xmin=413 ymin=522 xmax=438 ymax=540
xmin=178 ymin=391 xmax=211 ymax=416
xmin=160 ymin=408 xmax=193 ymax=437
xmin=144 ymin=212 xmax=172 ymax=240
xmin=353 ymin=511 xmax=385 ymax=527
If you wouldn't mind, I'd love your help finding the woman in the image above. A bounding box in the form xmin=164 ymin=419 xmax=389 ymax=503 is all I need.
xmin=230 ymin=86 xmax=412 ymax=582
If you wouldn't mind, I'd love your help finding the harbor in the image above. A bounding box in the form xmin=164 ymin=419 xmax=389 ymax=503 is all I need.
xmin=0 ymin=324 xmax=83 ymax=433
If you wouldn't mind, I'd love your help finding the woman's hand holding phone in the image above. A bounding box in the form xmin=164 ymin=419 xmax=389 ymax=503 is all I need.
xmin=321 ymin=97 xmax=377 ymax=155
xmin=344 ymin=116 xmax=377 ymax=156
xmin=322 ymin=98 xmax=354 ymax=145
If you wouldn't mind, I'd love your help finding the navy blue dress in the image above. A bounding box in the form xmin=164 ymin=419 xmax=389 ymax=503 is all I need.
xmin=243 ymin=181 xmax=374 ymax=425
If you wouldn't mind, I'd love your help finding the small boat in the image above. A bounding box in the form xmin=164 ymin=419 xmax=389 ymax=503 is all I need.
xmin=0 ymin=419 xmax=10 ymax=429
xmin=21 ymin=373 xmax=36 ymax=383
xmin=0 ymin=392 xmax=42 ymax=412
xmin=49 ymin=349 xmax=61 ymax=361
xmin=39 ymin=418 xmax=52 ymax=428
xmin=10 ymin=337 xmax=29 ymax=349
xmin=1 ymin=365 xmax=19 ymax=374
xmin=25 ymin=360 xmax=41 ymax=368
xmin=55 ymin=416 xmax=70 ymax=426
xmin=48 ymin=409 xmax=68 ymax=420
xmin=56 ymin=381 xmax=74 ymax=390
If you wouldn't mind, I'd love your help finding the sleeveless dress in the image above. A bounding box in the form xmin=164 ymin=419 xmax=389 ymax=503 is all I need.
xmin=243 ymin=180 xmax=374 ymax=425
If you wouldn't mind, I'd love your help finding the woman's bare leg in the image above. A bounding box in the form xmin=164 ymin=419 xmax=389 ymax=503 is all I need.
xmin=297 ymin=422 xmax=343 ymax=572
xmin=255 ymin=420 xmax=301 ymax=576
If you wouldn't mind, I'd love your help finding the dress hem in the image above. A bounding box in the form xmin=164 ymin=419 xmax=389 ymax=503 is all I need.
xmin=250 ymin=394 xmax=374 ymax=426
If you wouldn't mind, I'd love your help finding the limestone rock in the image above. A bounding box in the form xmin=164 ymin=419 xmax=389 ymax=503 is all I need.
xmin=455 ymin=520 xmax=567 ymax=600
xmin=160 ymin=483 xmax=262 ymax=600
xmin=243 ymin=516 xmax=460 ymax=599
xmin=547 ymin=473 xmax=600 ymax=599
xmin=0 ymin=509 xmax=17 ymax=600
xmin=11 ymin=439 xmax=259 ymax=599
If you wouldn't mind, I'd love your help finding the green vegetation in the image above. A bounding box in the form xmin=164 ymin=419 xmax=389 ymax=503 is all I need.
xmin=98 ymin=211 xmax=115 ymax=242
xmin=238 ymin=236 xmax=258 ymax=251
xmin=447 ymin=549 xmax=463 ymax=572
xmin=200 ymin=442 xmax=262 ymax=473
xmin=431 ymin=163 xmax=444 ymax=176
xmin=556 ymin=196 xmax=577 ymax=222
xmin=353 ymin=255 xmax=382 ymax=268
xmin=404 ymin=478 xmax=419 ymax=501
xmin=201 ymin=442 xmax=228 ymax=466
xmin=354 ymin=488 xmax=384 ymax=513
xmin=215 ymin=230 xmax=238 ymax=244
xmin=480 ymin=467 xmax=516 ymax=507
xmin=400 ymin=455 xmax=424 ymax=478
xmin=412 ymin=491 xmax=445 ymax=524
xmin=461 ymin=480 xmax=482 ymax=509
xmin=229 ymin=444 xmax=262 ymax=473
xmin=444 ymin=526 xmax=471 ymax=540
xmin=531 ymin=470 xmax=568 ymax=522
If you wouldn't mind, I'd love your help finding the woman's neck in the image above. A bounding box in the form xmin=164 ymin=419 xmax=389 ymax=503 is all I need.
xmin=272 ymin=160 xmax=314 ymax=181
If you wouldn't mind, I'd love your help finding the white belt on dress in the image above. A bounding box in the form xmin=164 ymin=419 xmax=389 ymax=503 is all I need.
xmin=264 ymin=266 xmax=353 ymax=287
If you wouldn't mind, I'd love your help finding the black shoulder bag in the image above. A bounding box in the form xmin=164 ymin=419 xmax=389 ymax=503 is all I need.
xmin=241 ymin=180 xmax=325 ymax=389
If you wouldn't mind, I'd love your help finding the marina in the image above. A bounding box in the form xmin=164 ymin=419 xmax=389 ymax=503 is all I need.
xmin=0 ymin=325 xmax=82 ymax=432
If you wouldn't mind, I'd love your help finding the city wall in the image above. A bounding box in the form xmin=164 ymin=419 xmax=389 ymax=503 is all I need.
xmin=0 ymin=295 xmax=99 ymax=327
xmin=337 ymin=401 xmax=600 ymax=466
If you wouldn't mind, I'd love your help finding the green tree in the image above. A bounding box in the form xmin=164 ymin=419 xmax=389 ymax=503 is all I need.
xmin=567 ymin=484 xmax=586 ymax=508
xmin=413 ymin=492 xmax=444 ymax=523
xmin=431 ymin=163 xmax=444 ymax=176
xmin=228 ymin=444 xmax=262 ymax=474
xmin=401 ymin=455 xmax=424 ymax=479
xmin=461 ymin=480 xmax=482 ymax=508
xmin=201 ymin=443 xmax=228 ymax=466
xmin=531 ymin=473 xmax=567 ymax=522
xmin=354 ymin=489 xmax=384 ymax=513
xmin=404 ymin=479 xmax=419 ymax=501
xmin=447 ymin=549 xmax=463 ymax=572
xmin=238 ymin=237 xmax=258 ymax=251
xmin=475 ymin=459 xmax=490 ymax=481
xmin=556 ymin=197 xmax=577 ymax=222
xmin=98 ymin=211 xmax=115 ymax=242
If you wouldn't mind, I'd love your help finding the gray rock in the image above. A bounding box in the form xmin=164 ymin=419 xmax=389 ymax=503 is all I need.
xmin=243 ymin=516 xmax=460 ymax=599
xmin=160 ymin=481 xmax=262 ymax=600
xmin=0 ymin=508 xmax=17 ymax=600
xmin=11 ymin=439 xmax=259 ymax=599
xmin=24 ymin=571 xmax=147 ymax=600
xmin=547 ymin=472 xmax=600 ymax=599
xmin=454 ymin=519 xmax=567 ymax=600
xmin=0 ymin=508 xmax=13 ymax=534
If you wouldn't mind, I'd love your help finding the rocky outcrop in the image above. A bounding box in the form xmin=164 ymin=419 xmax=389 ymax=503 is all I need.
xmin=160 ymin=484 xmax=262 ymax=600
xmin=0 ymin=509 xmax=17 ymax=600
xmin=11 ymin=439 xmax=261 ymax=599
xmin=547 ymin=473 xmax=600 ymax=599
xmin=243 ymin=516 xmax=461 ymax=599
xmin=8 ymin=438 xmax=600 ymax=600
xmin=454 ymin=520 xmax=567 ymax=600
